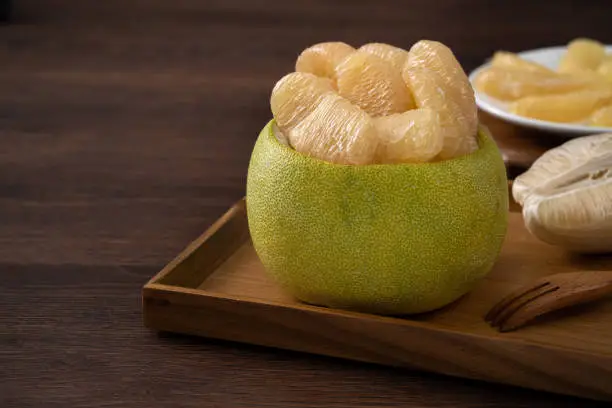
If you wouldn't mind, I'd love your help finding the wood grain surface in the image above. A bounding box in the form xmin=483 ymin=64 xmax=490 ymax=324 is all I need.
xmin=2 ymin=1 xmax=612 ymax=407
xmin=144 ymin=206 xmax=612 ymax=402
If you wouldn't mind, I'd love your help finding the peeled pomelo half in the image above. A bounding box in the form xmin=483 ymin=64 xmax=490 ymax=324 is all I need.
xmin=512 ymin=133 xmax=612 ymax=253
xmin=246 ymin=120 xmax=508 ymax=315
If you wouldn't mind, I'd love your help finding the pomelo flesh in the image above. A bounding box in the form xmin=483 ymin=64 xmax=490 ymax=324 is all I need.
xmin=358 ymin=42 xmax=410 ymax=72
xmin=510 ymin=90 xmax=612 ymax=123
xmin=403 ymin=40 xmax=479 ymax=160
xmin=473 ymin=67 xmax=597 ymax=101
xmin=272 ymin=40 xmax=481 ymax=165
xmin=403 ymin=67 xmax=478 ymax=160
xmin=335 ymin=50 xmax=415 ymax=117
xmin=490 ymin=51 xmax=553 ymax=73
xmin=373 ymin=108 xmax=444 ymax=163
xmin=558 ymin=38 xmax=606 ymax=74
xmin=287 ymin=92 xmax=379 ymax=165
xmin=406 ymin=40 xmax=478 ymax=127
xmin=270 ymin=72 xmax=335 ymax=133
xmin=295 ymin=42 xmax=356 ymax=82
xmin=590 ymin=105 xmax=612 ymax=126
xmin=597 ymin=60 xmax=612 ymax=83
xmin=246 ymin=120 xmax=509 ymax=315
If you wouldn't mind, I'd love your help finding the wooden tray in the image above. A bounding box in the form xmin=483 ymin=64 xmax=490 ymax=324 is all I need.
xmin=142 ymin=186 xmax=612 ymax=402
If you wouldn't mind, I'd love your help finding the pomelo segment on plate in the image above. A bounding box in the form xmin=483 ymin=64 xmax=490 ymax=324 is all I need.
xmin=558 ymin=38 xmax=606 ymax=74
xmin=510 ymin=89 xmax=612 ymax=123
xmin=474 ymin=37 xmax=612 ymax=126
xmin=491 ymin=51 xmax=553 ymax=73
xmin=590 ymin=105 xmax=612 ymax=126
xmin=473 ymin=67 xmax=595 ymax=101
xmin=597 ymin=60 xmax=612 ymax=83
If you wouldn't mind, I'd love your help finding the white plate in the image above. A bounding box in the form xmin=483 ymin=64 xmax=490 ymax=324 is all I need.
xmin=468 ymin=45 xmax=612 ymax=137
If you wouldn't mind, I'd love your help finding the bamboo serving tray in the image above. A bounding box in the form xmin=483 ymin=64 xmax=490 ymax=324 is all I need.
xmin=142 ymin=187 xmax=612 ymax=402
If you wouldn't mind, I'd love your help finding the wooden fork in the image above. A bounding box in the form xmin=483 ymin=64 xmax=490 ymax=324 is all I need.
xmin=485 ymin=271 xmax=612 ymax=332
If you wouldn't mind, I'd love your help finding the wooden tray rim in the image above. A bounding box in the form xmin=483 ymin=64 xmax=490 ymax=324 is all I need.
xmin=142 ymin=181 xmax=610 ymax=359
xmin=142 ymin=179 xmax=612 ymax=402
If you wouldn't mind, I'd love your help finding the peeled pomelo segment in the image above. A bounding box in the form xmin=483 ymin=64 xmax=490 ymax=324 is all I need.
xmin=597 ymin=60 xmax=612 ymax=83
xmin=558 ymin=38 xmax=606 ymax=74
xmin=286 ymin=92 xmax=379 ymax=165
xmin=270 ymin=72 xmax=335 ymax=133
xmin=295 ymin=42 xmax=356 ymax=82
xmin=491 ymin=51 xmax=553 ymax=73
xmin=565 ymin=69 xmax=612 ymax=87
xmin=403 ymin=67 xmax=478 ymax=160
xmin=336 ymin=51 xmax=415 ymax=117
xmin=510 ymin=90 xmax=612 ymax=123
xmin=473 ymin=66 xmax=599 ymax=101
xmin=358 ymin=43 xmax=410 ymax=72
xmin=590 ymin=105 xmax=612 ymax=126
xmin=406 ymin=40 xmax=477 ymax=124
xmin=373 ymin=108 xmax=444 ymax=164
xmin=562 ymin=60 xmax=612 ymax=87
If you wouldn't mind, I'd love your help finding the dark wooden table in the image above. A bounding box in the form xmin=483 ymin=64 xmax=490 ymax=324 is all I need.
xmin=2 ymin=1 xmax=611 ymax=407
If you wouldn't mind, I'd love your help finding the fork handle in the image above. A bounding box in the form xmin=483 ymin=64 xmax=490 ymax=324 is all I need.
xmin=566 ymin=271 xmax=612 ymax=291
xmin=535 ymin=271 xmax=612 ymax=315
xmin=499 ymin=281 xmax=612 ymax=332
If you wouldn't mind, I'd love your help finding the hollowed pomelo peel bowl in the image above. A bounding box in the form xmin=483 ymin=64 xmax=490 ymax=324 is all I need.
xmin=246 ymin=120 xmax=509 ymax=315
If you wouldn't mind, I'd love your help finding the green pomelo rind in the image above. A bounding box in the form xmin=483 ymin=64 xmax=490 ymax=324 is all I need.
xmin=246 ymin=120 xmax=509 ymax=315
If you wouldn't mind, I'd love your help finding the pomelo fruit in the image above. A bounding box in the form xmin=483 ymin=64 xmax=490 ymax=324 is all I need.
xmin=246 ymin=120 xmax=509 ymax=315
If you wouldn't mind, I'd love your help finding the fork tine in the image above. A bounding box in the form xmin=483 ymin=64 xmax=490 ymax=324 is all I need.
xmin=490 ymin=285 xmax=560 ymax=330
xmin=484 ymin=281 xmax=550 ymax=323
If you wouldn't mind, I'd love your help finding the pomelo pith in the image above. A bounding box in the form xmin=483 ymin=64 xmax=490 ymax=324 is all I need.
xmin=246 ymin=120 xmax=508 ymax=315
